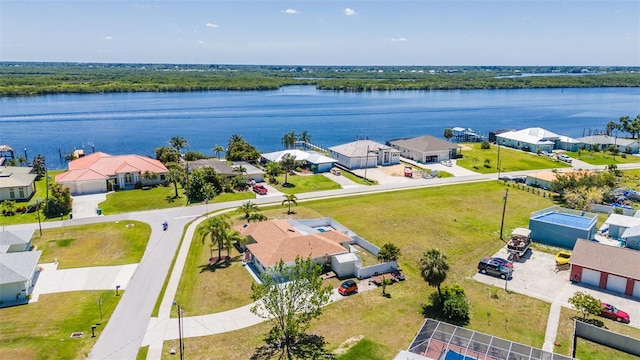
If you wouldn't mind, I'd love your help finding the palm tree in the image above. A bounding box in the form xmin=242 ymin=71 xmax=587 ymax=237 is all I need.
xmin=169 ymin=136 xmax=189 ymax=154
xmin=16 ymin=155 xmax=28 ymax=167
xmin=420 ymin=248 xmax=449 ymax=301
xmin=165 ymin=163 xmax=184 ymax=198
xmin=298 ymin=130 xmax=311 ymax=144
xmin=377 ymin=243 xmax=401 ymax=262
xmin=234 ymin=165 xmax=247 ymax=176
xmin=248 ymin=212 xmax=267 ymax=222
xmin=199 ymin=215 xmax=231 ymax=261
xmin=237 ymin=201 xmax=261 ymax=220
xmin=212 ymin=144 xmax=224 ymax=159
xmin=281 ymin=153 xmax=296 ymax=184
xmin=264 ymin=161 xmax=282 ymax=184
xmin=282 ymin=194 xmax=298 ymax=214
xmin=224 ymin=229 xmax=244 ymax=257
xmin=281 ymin=131 xmax=297 ymax=150
xmin=142 ymin=170 xmax=158 ymax=184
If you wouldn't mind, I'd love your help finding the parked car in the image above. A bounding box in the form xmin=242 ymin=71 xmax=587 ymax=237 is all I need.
xmin=499 ymin=175 xmax=514 ymax=182
xmin=600 ymin=302 xmax=630 ymax=323
xmin=557 ymin=154 xmax=573 ymax=163
xmin=252 ymin=184 xmax=268 ymax=195
xmin=490 ymin=257 xmax=513 ymax=269
xmin=478 ymin=258 xmax=512 ymax=279
xmin=540 ymin=151 xmax=554 ymax=157
xmin=513 ymin=176 xmax=526 ymax=183
xmin=338 ymin=280 xmax=358 ymax=296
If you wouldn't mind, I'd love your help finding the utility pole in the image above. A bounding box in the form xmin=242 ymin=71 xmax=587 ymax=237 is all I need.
xmin=177 ymin=304 xmax=184 ymax=360
xmin=363 ymin=145 xmax=370 ymax=181
xmin=497 ymin=142 xmax=502 ymax=181
xmin=500 ymin=189 xmax=509 ymax=240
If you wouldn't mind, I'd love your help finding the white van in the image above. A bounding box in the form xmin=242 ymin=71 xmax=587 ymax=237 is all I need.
xmin=557 ymin=154 xmax=572 ymax=163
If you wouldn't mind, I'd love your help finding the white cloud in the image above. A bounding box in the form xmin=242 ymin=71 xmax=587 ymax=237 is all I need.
xmin=197 ymin=40 xmax=207 ymax=45
xmin=344 ymin=8 xmax=356 ymax=16
xmin=206 ymin=23 xmax=219 ymax=28
xmin=102 ymin=36 xmax=113 ymax=40
xmin=282 ymin=9 xmax=300 ymax=14
xmin=391 ymin=37 xmax=408 ymax=42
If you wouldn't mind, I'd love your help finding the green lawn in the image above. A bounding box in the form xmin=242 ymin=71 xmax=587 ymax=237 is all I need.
xmin=165 ymin=181 xmax=558 ymax=359
xmin=456 ymin=143 xmax=571 ymax=174
xmin=339 ymin=169 xmax=377 ymax=185
xmin=31 ymin=221 xmax=151 ymax=268
xmin=565 ymin=150 xmax=640 ymax=165
xmin=0 ymin=291 xmax=120 ymax=360
xmin=98 ymin=185 xmax=187 ymax=214
xmin=272 ymin=173 xmax=341 ymax=194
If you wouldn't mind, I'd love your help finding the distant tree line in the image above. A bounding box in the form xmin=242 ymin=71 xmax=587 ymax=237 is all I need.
xmin=1 ymin=63 xmax=638 ymax=97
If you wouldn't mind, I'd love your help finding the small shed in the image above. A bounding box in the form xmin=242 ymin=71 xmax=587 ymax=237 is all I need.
xmin=603 ymin=213 xmax=640 ymax=239
xmin=331 ymin=252 xmax=359 ymax=279
xmin=528 ymin=206 xmax=598 ymax=249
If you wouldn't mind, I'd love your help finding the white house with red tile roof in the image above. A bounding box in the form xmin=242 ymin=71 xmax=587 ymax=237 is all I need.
xmin=56 ymin=152 xmax=168 ymax=195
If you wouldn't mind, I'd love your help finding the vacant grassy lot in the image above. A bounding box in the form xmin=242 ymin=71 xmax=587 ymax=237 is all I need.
xmin=166 ymin=181 xmax=558 ymax=359
xmin=273 ymin=173 xmax=341 ymax=194
xmin=31 ymin=221 xmax=150 ymax=268
xmin=98 ymin=185 xmax=187 ymax=214
xmin=555 ymin=306 xmax=640 ymax=359
xmin=0 ymin=291 xmax=120 ymax=360
xmin=456 ymin=143 xmax=570 ymax=174
xmin=566 ymin=150 xmax=640 ymax=165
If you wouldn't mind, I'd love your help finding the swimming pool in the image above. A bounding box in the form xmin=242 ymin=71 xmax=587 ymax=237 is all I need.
xmin=533 ymin=211 xmax=596 ymax=230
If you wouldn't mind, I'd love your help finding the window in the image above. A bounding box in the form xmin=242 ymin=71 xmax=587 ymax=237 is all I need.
xmin=19 ymin=188 xmax=25 ymax=198
xmin=124 ymin=173 xmax=133 ymax=184
xmin=160 ymin=174 xmax=166 ymax=181
xmin=9 ymin=188 xmax=15 ymax=199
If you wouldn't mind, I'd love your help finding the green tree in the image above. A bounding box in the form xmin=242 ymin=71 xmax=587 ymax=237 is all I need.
xmin=443 ymin=128 xmax=453 ymax=142
xmin=250 ymin=257 xmax=333 ymax=360
xmin=377 ymin=243 xmax=401 ymax=262
xmin=420 ymin=248 xmax=449 ymax=302
xmin=184 ymin=151 xmax=206 ymax=161
xmin=212 ymin=144 xmax=224 ymax=159
xmin=2 ymin=200 xmax=16 ymax=216
xmin=265 ymin=161 xmax=283 ymax=184
xmin=281 ymin=153 xmax=297 ymax=184
xmin=281 ymin=130 xmax=297 ymax=150
xmin=234 ymin=165 xmax=247 ymax=176
xmin=31 ymin=154 xmax=46 ymax=180
xmin=224 ymin=228 xmax=243 ymax=257
xmin=605 ymin=121 xmax=618 ymax=136
xmin=248 ymin=212 xmax=268 ymax=222
xmin=154 ymin=146 xmax=180 ymax=164
xmin=186 ymin=169 xmax=217 ymax=202
xmin=380 ymin=275 xmax=393 ymax=296
xmin=17 ymin=155 xmax=27 ymax=167
xmin=142 ymin=170 xmax=158 ymax=183
xmin=226 ymin=134 xmax=260 ymax=162
xmin=165 ymin=162 xmax=184 ymax=199
xmin=237 ymin=201 xmax=261 ymax=220
xmin=169 ymin=136 xmax=189 ymax=153
xmin=282 ymin=194 xmax=298 ymax=214
xmin=199 ymin=215 xmax=232 ymax=261
xmin=568 ymin=291 xmax=602 ymax=320
xmin=44 ymin=183 xmax=72 ymax=217
xmin=298 ymin=130 xmax=311 ymax=144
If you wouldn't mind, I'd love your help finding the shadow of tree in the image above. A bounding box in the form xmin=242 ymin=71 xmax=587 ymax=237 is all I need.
xmin=198 ymin=255 xmax=242 ymax=273
xmin=572 ymin=316 xmax=606 ymax=329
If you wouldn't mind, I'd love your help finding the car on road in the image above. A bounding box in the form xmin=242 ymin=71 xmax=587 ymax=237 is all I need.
xmin=252 ymin=184 xmax=268 ymax=195
xmin=478 ymin=257 xmax=512 ymax=279
xmin=338 ymin=280 xmax=358 ymax=296
xmin=600 ymin=302 xmax=630 ymax=323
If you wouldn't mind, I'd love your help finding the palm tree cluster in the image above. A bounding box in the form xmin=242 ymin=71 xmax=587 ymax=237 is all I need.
xmin=281 ymin=130 xmax=312 ymax=150
xmin=198 ymin=214 xmax=244 ymax=263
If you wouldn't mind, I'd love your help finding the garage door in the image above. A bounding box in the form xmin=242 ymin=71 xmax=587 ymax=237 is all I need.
xmin=581 ymin=268 xmax=601 ymax=287
xmin=606 ymin=274 xmax=627 ymax=294
xmin=634 ymin=281 xmax=640 ymax=299
xmin=77 ymin=180 xmax=106 ymax=195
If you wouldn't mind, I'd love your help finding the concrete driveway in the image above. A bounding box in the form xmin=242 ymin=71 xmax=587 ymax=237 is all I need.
xmin=474 ymin=247 xmax=640 ymax=351
xmin=71 ymin=193 xmax=107 ymax=219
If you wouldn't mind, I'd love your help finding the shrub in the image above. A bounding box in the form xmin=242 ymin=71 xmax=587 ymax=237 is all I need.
xmin=621 ymin=153 xmax=627 ymax=158
xmin=480 ymin=141 xmax=491 ymax=149
xmin=134 ymin=181 xmax=144 ymax=189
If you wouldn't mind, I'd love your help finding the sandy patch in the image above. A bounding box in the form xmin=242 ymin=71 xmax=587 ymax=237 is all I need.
xmin=458 ymin=144 xmax=473 ymax=151
xmin=381 ymin=164 xmax=411 ymax=176
xmin=333 ymin=334 xmax=365 ymax=355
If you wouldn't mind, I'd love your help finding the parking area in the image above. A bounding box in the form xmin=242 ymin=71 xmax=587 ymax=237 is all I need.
xmin=473 ymin=247 xmax=640 ymax=328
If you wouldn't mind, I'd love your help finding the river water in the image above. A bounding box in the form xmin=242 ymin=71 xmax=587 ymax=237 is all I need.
xmin=1 ymin=86 xmax=639 ymax=169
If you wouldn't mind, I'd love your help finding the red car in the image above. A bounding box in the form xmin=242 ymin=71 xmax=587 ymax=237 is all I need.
xmin=252 ymin=184 xmax=268 ymax=195
xmin=600 ymin=302 xmax=630 ymax=323
xmin=338 ymin=280 xmax=358 ymax=296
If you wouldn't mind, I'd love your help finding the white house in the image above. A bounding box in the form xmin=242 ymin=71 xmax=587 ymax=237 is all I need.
xmin=0 ymin=229 xmax=41 ymax=306
xmin=0 ymin=229 xmax=34 ymax=253
xmin=496 ymin=127 xmax=559 ymax=153
xmin=577 ymin=135 xmax=640 ymax=154
xmin=0 ymin=166 xmax=37 ymax=202
xmin=328 ymin=140 xmax=400 ymax=170
xmin=261 ymin=149 xmax=337 ymax=173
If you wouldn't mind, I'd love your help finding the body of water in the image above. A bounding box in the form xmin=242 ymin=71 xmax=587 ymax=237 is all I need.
xmin=1 ymin=86 xmax=639 ymax=169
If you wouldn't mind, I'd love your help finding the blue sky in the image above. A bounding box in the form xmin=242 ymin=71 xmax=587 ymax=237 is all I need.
xmin=1 ymin=1 xmax=638 ymax=66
